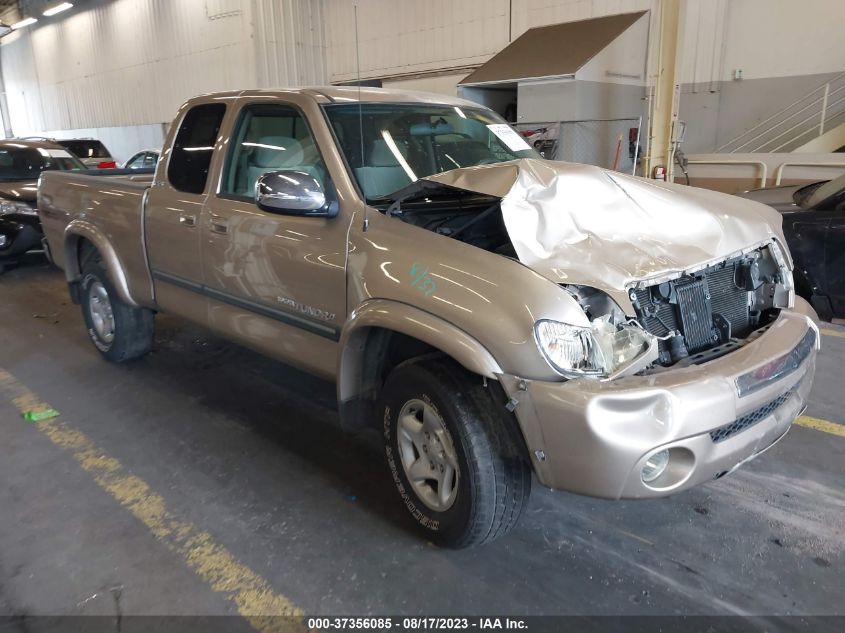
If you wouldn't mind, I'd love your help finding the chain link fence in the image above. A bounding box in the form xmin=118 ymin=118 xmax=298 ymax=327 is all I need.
xmin=514 ymin=118 xmax=643 ymax=174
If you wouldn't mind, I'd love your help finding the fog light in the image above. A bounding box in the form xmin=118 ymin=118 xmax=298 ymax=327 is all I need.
xmin=642 ymin=449 xmax=670 ymax=483
xmin=0 ymin=234 xmax=7 ymax=249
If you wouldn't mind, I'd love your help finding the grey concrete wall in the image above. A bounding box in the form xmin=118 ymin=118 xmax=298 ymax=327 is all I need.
xmin=516 ymin=80 xmax=579 ymax=123
xmin=574 ymin=81 xmax=645 ymax=121
xmin=516 ymin=80 xmax=644 ymax=123
xmin=515 ymin=80 xmax=644 ymax=170
xmin=679 ymin=71 xmax=843 ymax=154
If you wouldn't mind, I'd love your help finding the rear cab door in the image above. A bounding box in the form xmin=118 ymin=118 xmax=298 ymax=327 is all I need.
xmin=145 ymin=95 xmax=237 ymax=324
xmin=201 ymin=91 xmax=355 ymax=379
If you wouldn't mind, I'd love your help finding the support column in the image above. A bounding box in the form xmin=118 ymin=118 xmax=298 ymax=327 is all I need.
xmin=643 ymin=0 xmax=684 ymax=181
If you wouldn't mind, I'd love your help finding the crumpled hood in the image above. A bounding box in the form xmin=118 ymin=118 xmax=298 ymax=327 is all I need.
xmin=424 ymin=159 xmax=787 ymax=306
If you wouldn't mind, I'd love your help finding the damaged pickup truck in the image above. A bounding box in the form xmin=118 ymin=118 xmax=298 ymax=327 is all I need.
xmin=38 ymin=88 xmax=819 ymax=547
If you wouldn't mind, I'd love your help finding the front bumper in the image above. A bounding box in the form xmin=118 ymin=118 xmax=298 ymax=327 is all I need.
xmin=500 ymin=299 xmax=819 ymax=499
xmin=0 ymin=217 xmax=43 ymax=260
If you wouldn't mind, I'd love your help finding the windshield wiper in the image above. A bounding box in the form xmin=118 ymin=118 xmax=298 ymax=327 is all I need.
xmin=449 ymin=202 xmax=501 ymax=238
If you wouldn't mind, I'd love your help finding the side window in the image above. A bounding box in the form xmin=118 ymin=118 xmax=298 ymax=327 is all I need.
xmin=167 ymin=103 xmax=226 ymax=194
xmin=143 ymin=152 xmax=158 ymax=168
xmin=221 ymin=103 xmax=327 ymax=199
xmin=126 ymin=153 xmax=145 ymax=169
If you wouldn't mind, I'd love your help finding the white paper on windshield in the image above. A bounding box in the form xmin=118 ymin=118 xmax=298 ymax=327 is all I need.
xmin=487 ymin=124 xmax=531 ymax=152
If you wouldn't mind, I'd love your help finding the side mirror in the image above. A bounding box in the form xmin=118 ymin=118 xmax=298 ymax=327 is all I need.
xmin=255 ymin=170 xmax=329 ymax=216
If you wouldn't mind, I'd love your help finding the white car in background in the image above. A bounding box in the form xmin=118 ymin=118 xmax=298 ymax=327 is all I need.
xmin=123 ymin=149 xmax=160 ymax=170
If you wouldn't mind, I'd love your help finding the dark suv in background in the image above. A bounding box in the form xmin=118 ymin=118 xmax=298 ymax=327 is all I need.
xmin=0 ymin=139 xmax=86 ymax=273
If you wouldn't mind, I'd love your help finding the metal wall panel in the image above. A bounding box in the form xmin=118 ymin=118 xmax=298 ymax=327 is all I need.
xmin=324 ymin=0 xmax=510 ymax=83
xmin=252 ymin=0 xmax=328 ymax=88
xmin=322 ymin=0 xmax=737 ymax=88
xmin=679 ymin=0 xmax=727 ymax=90
xmin=324 ymin=0 xmax=657 ymax=84
xmin=1 ymin=0 xmax=325 ymax=135
xmin=510 ymin=0 xmax=651 ymax=39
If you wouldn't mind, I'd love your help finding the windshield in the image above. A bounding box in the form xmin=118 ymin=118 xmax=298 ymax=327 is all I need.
xmin=804 ymin=173 xmax=845 ymax=209
xmin=0 ymin=145 xmax=86 ymax=180
xmin=792 ymin=181 xmax=826 ymax=208
xmin=324 ymin=103 xmax=539 ymax=202
xmin=58 ymin=140 xmax=111 ymax=159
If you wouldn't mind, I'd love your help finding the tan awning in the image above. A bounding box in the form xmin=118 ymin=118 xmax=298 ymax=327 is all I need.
xmin=459 ymin=11 xmax=647 ymax=86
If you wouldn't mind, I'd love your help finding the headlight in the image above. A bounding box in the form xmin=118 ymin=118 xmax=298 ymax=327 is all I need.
xmin=0 ymin=200 xmax=37 ymax=217
xmin=535 ymin=316 xmax=655 ymax=378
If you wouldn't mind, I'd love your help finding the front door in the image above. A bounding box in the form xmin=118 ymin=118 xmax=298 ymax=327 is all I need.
xmin=202 ymin=99 xmax=351 ymax=378
xmin=145 ymin=101 xmax=228 ymax=324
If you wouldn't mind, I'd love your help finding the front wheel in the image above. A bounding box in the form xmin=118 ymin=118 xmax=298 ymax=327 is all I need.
xmin=80 ymin=253 xmax=154 ymax=362
xmin=380 ymin=358 xmax=531 ymax=548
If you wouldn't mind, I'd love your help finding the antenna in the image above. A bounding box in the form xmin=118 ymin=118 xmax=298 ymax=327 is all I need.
xmin=354 ymin=3 xmax=369 ymax=232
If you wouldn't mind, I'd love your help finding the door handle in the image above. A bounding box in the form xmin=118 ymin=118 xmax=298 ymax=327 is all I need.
xmin=209 ymin=213 xmax=228 ymax=234
xmin=179 ymin=214 xmax=196 ymax=227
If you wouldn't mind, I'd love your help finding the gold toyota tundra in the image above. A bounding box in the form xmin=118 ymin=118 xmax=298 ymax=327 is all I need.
xmin=37 ymin=88 xmax=819 ymax=547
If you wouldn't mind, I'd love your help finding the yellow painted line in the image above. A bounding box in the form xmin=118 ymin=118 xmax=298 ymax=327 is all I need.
xmin=0 ymin=368 xmax=302 ymax=632
xmin=820 ymin=328 xmax=845 ymax=339
xmin=796 ymin=415 xmax=845 ymax=438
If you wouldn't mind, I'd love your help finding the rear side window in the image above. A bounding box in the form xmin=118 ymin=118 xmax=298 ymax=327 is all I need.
xmin=167 ymin=103 xmax=226 ymax=194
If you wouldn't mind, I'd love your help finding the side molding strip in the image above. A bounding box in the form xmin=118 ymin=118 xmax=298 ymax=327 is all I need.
xmin=151 ymin=270 xmax=340 ymax=341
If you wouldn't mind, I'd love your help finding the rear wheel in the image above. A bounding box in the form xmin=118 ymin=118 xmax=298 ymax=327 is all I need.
xmin=379 ymin=358 xmax=531 ymax=548
xmin=80 ymin=252 xmax=154 ymax=362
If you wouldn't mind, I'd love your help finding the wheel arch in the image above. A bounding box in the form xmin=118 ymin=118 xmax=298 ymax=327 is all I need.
xmin=63 ymin=221 xmax=137 ymax=307
xmin=337 ymin=300 xmax=503 ymax=431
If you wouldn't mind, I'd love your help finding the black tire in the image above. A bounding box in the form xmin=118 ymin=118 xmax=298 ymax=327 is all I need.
xmin=380 ymin=358 xmax=531 ymax=548
xmin=80 ymin=250 xmax=154 ymax=362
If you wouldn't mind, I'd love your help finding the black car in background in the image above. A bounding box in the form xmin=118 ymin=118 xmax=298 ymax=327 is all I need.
xmin=738 ymin=174 xmax=845 ymax=321
xmin=0 ymin=139 xmax=86 ymax=273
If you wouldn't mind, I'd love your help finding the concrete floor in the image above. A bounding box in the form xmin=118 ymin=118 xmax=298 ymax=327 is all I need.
xmin=1 ymin=255 xmax=843 ymax=620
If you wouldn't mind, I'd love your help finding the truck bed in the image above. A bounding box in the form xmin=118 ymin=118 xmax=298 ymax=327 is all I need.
xmin=38 ymin=169 xmax=156 ymax=306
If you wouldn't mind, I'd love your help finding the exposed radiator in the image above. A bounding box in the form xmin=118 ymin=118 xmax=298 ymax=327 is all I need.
xmin=675 ymin=278 xmax=713 ymax=352
xmin=633 ymin=254 xmax=755 ymax=360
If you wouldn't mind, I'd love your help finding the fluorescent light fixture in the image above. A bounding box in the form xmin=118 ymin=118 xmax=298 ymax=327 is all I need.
xmin=11 ymin=17 xmax=37 ymax=29
xmin=43 ymin=2 xmax=73 ymax=17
